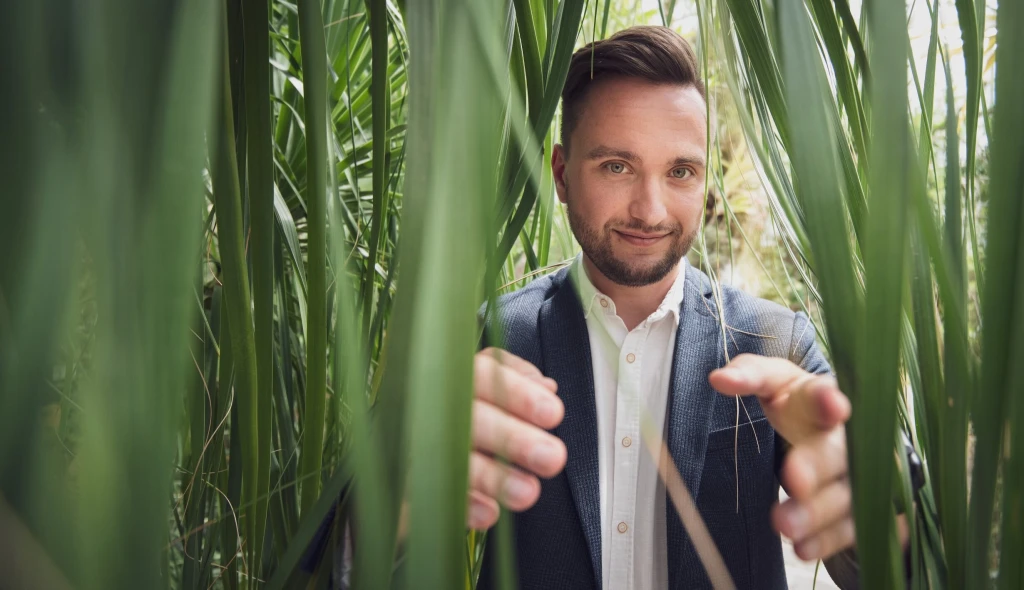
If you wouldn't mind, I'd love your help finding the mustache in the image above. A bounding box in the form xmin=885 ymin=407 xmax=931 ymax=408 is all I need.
xmin=606 ymin=219 xmax=683 ymax=234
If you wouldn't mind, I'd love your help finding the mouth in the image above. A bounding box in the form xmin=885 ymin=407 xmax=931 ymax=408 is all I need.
xmin=613 ymin=229 xmax=670 ymax=247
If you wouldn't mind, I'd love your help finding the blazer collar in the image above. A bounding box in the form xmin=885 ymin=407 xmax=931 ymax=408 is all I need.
xmin=539 ymin=270 xmax=604 ymax=587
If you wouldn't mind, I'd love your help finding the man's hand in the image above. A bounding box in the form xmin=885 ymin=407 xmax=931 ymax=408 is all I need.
xmin=709 ymin=354 xmax=854 ymax=561
xmin=466 ymin=348 xmax=568 ymax=530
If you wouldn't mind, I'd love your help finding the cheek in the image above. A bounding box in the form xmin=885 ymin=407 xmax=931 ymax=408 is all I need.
xmin=570 ymin=176 xmax=623 ymax=219
xmin=669 ymin=190 xmax=708 ymax=226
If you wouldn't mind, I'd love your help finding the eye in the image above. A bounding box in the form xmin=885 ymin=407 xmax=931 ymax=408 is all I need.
xmin=605 ymin=162 xmax=627 ymax=174
xmin=671 ymin=167 xmax=692 ymax=179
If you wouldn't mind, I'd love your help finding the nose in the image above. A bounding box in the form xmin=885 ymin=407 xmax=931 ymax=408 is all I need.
xmin=626 ymin=174 xmax=668 ymax=228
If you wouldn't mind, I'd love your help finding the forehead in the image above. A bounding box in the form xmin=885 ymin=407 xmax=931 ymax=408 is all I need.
xmin=570 ymin=77 xmax=708 ymax=158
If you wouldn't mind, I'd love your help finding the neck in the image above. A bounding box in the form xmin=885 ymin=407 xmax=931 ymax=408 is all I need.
xmin=581 ymin=255 xmax=682 ymax=331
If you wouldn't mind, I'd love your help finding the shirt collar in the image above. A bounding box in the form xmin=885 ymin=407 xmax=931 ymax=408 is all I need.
xmin=570 ymin=253 xmax=686 ymax=326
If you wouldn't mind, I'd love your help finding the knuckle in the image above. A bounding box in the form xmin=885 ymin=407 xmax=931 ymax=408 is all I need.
xmin=468 ymin=453 xmax=492 ymax=490
xmin=474 ymin=350 xmax=494 ymax=371
xmin=783 ymin=452 xmax=816 ymax=498
xmin=508 ymin=430 xmax=539 ymax=464
xmin=470 ymin=398 xmax=492 ymax=424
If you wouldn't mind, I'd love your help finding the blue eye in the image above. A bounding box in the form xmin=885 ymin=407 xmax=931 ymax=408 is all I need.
xmin=606 ymin=162 xmax=626 ymax=174
xmin=671 ymin=167 xmax=692 ymax=179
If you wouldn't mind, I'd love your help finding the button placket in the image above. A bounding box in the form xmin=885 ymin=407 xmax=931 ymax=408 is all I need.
xmin=610 ymin=328 xmax=641 ymax=589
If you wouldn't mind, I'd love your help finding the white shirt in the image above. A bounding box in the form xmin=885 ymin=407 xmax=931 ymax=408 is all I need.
xmin=571 ymin=254 xmax=686 ymax=590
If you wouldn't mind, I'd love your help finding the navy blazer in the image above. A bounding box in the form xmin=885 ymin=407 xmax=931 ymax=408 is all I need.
xmin=477 ymin=261 xmax=836 ymax=590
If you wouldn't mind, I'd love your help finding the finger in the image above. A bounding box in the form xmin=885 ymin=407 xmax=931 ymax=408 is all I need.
xmin=467 ymin=490 xmax=500 ymax=530
xmin=773 ymin=479 xmax=852 ymax=543
xmin=787 ymin=377 xmax=850 ymax=430
xmin=773 ymin=377 xmax=846 ymax=441
xmin=708 ymin=354 xmax=812 ymax=402
xmin=479 ymin=347 xmax=558 ymax=392
xmin=475 ymin=352 xmax=563 ymax=429
xmin=472 ymin=399 xmax=567 ymax=478
xmin=468 ymin=452 xmax=541 ymax=512
xmin=779 ymin=429 xmax=849 ymax=500
xmin=792 ymin=516 xmax=856 ymax=561
xmin=712 ymin=355 xmax=850 ymax=443
xmin=710 ymin=355 xmax=850 ymax=426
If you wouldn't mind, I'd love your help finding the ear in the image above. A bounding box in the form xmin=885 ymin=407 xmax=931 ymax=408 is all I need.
xmin=551 ymin=143 xmax=569 ymax=204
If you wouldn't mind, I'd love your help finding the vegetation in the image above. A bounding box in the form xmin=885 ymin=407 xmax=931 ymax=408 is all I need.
xmin=0 ymin=1 xmax=1019 ymax=589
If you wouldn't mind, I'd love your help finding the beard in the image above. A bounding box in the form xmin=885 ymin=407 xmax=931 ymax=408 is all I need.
xmin=565 ymin=188 xmax=697 ymax=287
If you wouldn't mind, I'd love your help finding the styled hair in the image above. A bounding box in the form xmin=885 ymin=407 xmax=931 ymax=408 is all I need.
xmin=559 ymin=26 xmax=706 ymax=153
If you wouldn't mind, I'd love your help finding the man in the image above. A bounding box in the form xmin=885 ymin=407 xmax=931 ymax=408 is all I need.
xmin=469 ymin=27 xmax=862 ymax=589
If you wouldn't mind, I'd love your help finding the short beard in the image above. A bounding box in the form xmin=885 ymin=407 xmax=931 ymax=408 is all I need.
xmin=565 ymin=186 xmax=697 ymax=287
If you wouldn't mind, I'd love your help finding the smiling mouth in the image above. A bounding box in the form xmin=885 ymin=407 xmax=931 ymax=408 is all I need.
xmin=614 ymin=229 xmax=670 ymax=247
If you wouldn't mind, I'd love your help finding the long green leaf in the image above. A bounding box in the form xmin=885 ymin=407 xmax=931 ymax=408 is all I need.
xmin=971 ymin=0 xmax=1024 ymax=586
xmin=242 ymin=0 xmax=276 ymax=572
xmin=297 ymin=0 xmax=332 ymax=514
xmin=361 ymin=0 xmax=392 ymax=341
xmin=853 ymin=0 xmax=913 ymax=584
xmin=212 ymin=6 xmax=262 ymax=583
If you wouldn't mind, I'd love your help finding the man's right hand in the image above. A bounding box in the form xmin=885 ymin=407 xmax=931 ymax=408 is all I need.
xmin=467 ymin=348 xmax=568 ymax=530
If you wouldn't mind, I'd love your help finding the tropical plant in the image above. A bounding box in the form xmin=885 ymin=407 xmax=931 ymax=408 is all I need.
xmin=0 ymin=0 xmax=583 ymax=587
xmin=695 ymin=0 xmax=1020 ymax=587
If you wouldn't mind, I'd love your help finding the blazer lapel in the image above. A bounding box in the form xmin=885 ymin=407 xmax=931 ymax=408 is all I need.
xmin=666 ymin=261 xmax=726 ymax=588
xmin=539 ymin=272 xmax=604 ymax=589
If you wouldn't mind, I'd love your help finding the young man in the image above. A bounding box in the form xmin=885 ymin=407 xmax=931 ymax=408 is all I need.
xmin=470 ymin=27 xmax=861 ymax=589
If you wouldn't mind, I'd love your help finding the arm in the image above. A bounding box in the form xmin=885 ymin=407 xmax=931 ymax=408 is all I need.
xmin=712 ymin=313 xmax=863 ymax=589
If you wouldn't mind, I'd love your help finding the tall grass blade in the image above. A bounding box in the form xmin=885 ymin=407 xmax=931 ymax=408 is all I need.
xmin=971 ymin=0 xmax=1024 ymax=586
xmin=393 ymin=0 xmax=502 ymax=587
xmin=361 ymin=0 xmax=392 ymax=341
xmin=242 ymin=0 xmax=276 ymax=572
xmin=297 ymin=0 xmax=332 ymax=515
xmin=853 ymin=0 xmax=913 ymax=584
xmin=212 ymin=10 xmax=262 ymax=578
xmin=776 ymin=0 xmax=859 ymax=386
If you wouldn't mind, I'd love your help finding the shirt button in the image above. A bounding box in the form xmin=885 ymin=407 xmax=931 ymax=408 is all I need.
xmin=617 ymin=521 xmax=628 ymax=534
xmin=626 ymin=353 xmax=636 ymax=363
xmin=600 ymin=298 xmax=608 ymax=308
xmin=621 ymin=436 xmax=632 ymax=448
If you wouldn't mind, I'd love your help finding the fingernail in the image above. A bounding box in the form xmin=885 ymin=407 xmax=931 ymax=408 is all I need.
xmin=469 ymin=503 xmax=491 ymax=529
xmin=529 ymin=439 xmax=560 ymax=472
xmin=503 ymin=476 xmax=533 ymax=504
xmin=785 ymin=505 xmax=809 ymax=537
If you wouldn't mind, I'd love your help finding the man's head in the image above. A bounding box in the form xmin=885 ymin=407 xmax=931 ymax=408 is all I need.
xmin=553 ymin=26 xmax=709 ymax=287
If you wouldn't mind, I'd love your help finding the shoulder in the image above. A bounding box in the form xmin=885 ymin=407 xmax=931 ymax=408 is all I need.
xmin=685 ymin=262 xmax=824 ymax=369
xmin=494 ymin=267 xmax=568 ymax=315
xmin=478 ymin=266 xmax=571 ymax=354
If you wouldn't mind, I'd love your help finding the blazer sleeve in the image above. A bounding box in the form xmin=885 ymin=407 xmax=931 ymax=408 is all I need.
xmin=789 ymin=311 xmax=831 ymax=376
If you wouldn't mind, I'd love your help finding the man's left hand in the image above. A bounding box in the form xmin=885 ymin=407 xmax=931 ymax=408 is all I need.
xmin=709 ymin=354 xmax=854 ymax=562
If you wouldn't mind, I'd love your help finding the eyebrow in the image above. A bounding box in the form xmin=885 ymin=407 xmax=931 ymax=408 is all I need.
xmin=585 ymin=145 xmax=642 ymax=163
xmin=585 ymin=144 xmax=706 ymax=168
xmin=670 ymin=155 xmax=706 ymax=168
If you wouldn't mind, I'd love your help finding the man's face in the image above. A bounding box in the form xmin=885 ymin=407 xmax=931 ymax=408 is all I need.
xmin=552 ymin=77 xmax=708 ymax=287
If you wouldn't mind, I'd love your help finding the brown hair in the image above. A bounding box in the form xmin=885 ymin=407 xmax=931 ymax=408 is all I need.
xmin=559 ymin=26 xmax=706 ymax=153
